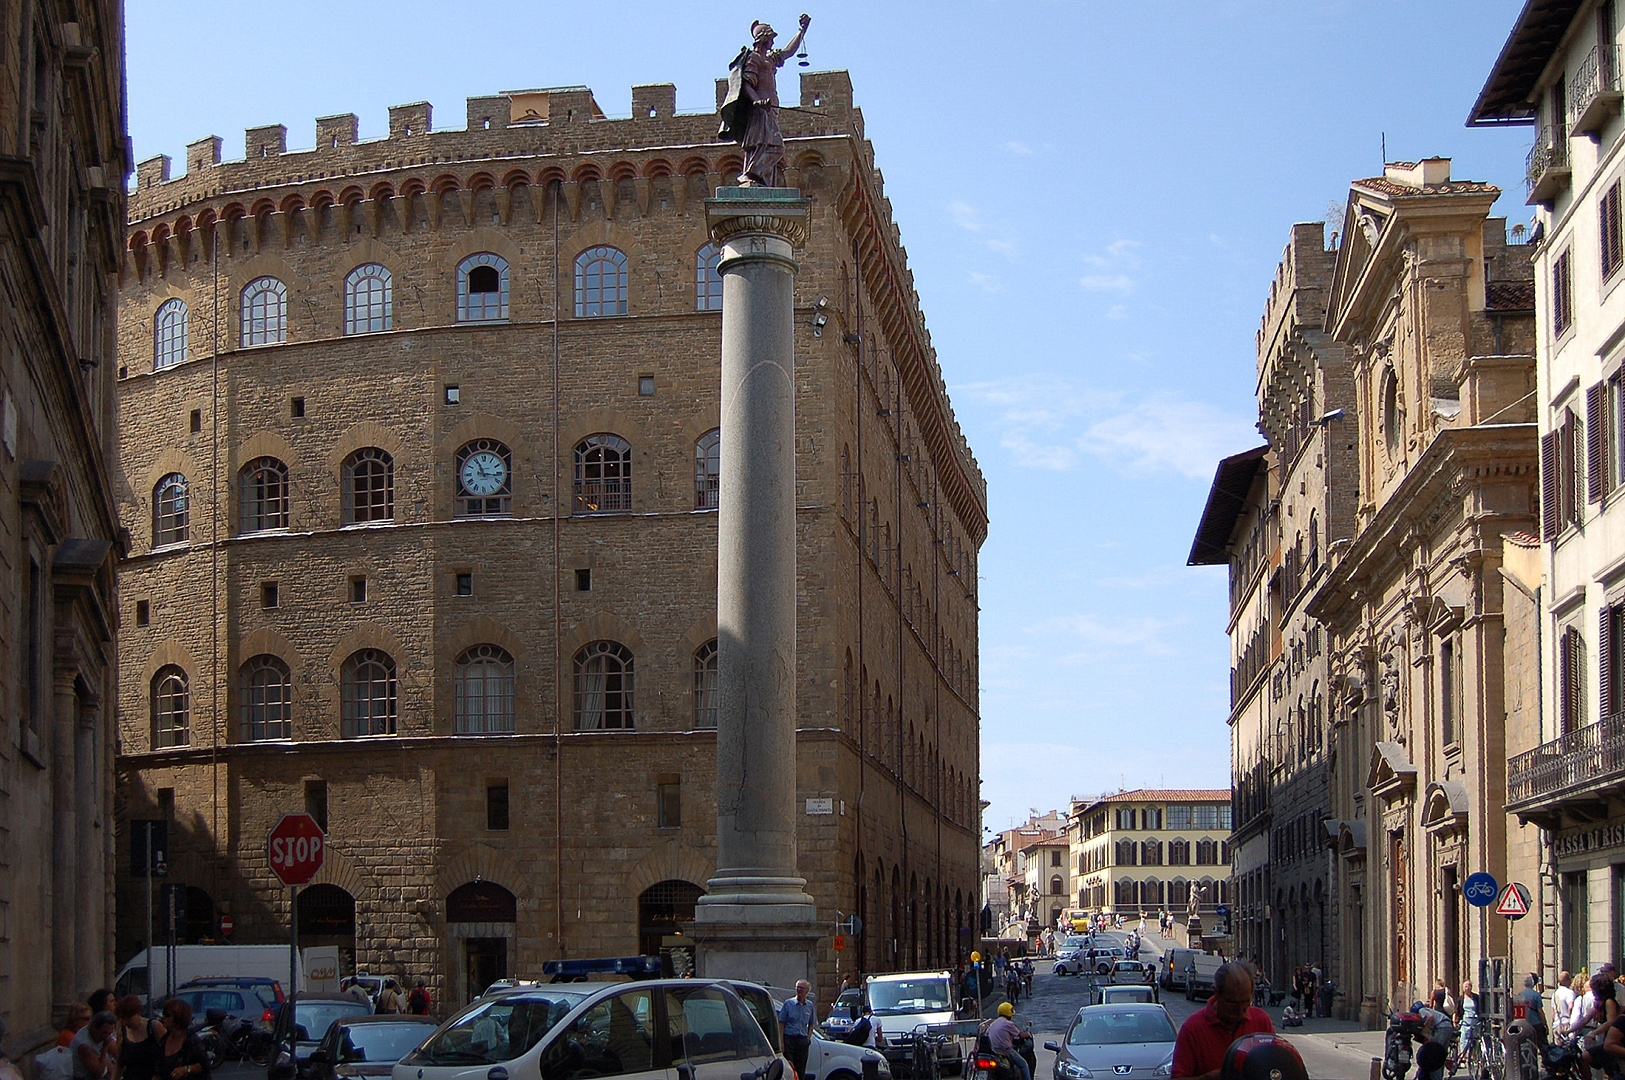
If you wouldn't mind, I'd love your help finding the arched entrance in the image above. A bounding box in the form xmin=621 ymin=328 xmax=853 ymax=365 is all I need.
xmin=447 ymin=881 xmax=517 ymax=1004
xmin=638 ymin=880 xmax=705 ymax=973
xmin=297 ymin=884 xmax=357 ymax=974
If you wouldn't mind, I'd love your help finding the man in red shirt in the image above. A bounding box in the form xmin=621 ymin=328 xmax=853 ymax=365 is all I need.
xmin=1172 ymin=962 xmax=1276 ymax=1080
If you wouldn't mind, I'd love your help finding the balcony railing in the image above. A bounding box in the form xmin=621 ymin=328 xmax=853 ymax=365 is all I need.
xmin=1508 ymin=714 xmax=1625 ymax=807
xmin=1572 ymin=44 xmax=1623 ymax=137
xmin=1527 ymin=127 xmax=1573 ymax=206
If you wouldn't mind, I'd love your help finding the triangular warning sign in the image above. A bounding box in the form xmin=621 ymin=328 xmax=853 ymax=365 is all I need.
xmin=1496 ymin=883 xmax=1529 ymax=917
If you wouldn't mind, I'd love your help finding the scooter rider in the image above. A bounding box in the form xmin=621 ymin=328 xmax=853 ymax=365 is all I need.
xmin=988 ymin=1003 xmax=1031 ymax=1080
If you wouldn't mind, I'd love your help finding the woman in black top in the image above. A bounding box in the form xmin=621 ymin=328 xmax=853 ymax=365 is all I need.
xmin=113 ymin=996 xmax=162 ymax=1080
xmin=153 ymin=1001 xmax=208 ymax=1080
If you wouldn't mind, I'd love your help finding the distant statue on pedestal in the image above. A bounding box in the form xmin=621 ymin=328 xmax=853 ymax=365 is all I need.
xmin=719 ymin=14 xmax=811 ymax=187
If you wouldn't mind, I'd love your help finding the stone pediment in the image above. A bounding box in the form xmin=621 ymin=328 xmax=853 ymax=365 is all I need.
xmin=1338 ymin=819 xmax=1368 ymax=860
xmin=1421 ymin=780 xmax=1470 ymax=833
xmin=1367 ymin=741 xmax=1418 ymax=798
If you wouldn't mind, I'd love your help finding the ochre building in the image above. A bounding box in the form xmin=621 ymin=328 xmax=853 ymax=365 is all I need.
xmin=111 ymin=73 xmax=985 ymax=1007
xmin=0 ymin=0 xmax=127 ymax=1046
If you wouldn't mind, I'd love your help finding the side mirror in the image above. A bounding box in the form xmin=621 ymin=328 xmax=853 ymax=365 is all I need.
xmin=1043 ymin=1043 xmax=1060 ymax=1053
xmin=765 ymin=1059 xmax=785 ymax=1080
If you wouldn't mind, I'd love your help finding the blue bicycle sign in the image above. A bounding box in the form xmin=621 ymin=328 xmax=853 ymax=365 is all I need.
xmin=1464 ymin=872 xmax=1499 ymax=907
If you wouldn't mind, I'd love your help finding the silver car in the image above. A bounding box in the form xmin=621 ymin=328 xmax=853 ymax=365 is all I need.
xmin=1044 ymin=1004 xmax=1175 ymax=1080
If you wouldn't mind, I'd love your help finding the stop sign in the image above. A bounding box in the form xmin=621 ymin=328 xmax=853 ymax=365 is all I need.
xmin=266 ymin=813 xmax=325 ymax=886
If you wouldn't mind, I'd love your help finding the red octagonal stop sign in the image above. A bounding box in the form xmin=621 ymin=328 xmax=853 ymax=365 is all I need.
xmin=267 ymin=813 xmax=325 ymax=886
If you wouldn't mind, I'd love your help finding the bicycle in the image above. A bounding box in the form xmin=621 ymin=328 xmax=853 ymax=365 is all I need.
xmin=911 ymin=1029 xmax=949 ymax=1080
xmin=1451 ymin=1024 xmax=1504 ymax=1080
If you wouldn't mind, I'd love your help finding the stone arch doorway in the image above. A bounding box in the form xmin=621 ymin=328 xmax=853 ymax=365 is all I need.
xmin=638 ymin=880 xmax=705 ymax=973
xmin=297 ymin=883 xmax=356 ymax=974
xmin=447 ymin=880 xmax=517 ymax=1005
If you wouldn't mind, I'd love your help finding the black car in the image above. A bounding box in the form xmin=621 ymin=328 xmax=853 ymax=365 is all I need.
xmin=306 ymin=1016 xmax=438 ymax=1080
xmin=268 ymin=995 xmax=375 ymax=1080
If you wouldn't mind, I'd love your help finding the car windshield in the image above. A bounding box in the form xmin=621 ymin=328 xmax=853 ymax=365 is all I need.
xmin=868 ymin=980 xmax=951 ymax=1015
xmin=406 ymin=991 xmax=590 ymax=1066
xmin=1066 ymin=1011 xmax=1175 ymax=1047
xmin=295 ymin=1003 xmax=373 ymax=1044
xmin=336 ymin=1023 xmax=433 ymax=1064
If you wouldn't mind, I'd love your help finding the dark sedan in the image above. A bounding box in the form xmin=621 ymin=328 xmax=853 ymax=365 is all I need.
xmin=307 ymin=1016 xmax=439 ymax=1080
xmin=268 ymin=995 xmax=376 ymax=1080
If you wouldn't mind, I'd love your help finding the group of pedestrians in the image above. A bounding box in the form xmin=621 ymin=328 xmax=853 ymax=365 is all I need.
xmin=23 ymin=989 xmax=211 ymax=1080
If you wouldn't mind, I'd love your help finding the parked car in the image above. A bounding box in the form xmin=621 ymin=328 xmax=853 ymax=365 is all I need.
xmin=393 ymin=979 xmax=784 ymax=1080
xmin=306 ymin=1016 xmax=438 ymax=1080
xmin=820 ymin=989 xmax=866 ymax=1039
xmin=1043 ymin=1004 xmax=1175 ymax=1080
xmin=1051 ymin=954 xmax=1090 ymax=977
xmin=172 ymin=982 xmax=281 ymax=1030
xmin=267 ymin=995 xmax=375 ymax=1080
xmin=1088 ymin=948 xmax=1128 ymax=975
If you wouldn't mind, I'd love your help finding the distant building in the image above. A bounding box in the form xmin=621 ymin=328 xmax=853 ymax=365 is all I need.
xmin=1071 ymin=790 xmax=1232 ymax=923
xmin=0 ymin=1 xmax=128 ymax=1043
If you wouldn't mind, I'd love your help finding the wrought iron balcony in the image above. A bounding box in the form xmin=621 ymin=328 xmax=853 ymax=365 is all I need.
xmin=1527 ymin=127 xmax=1572 ymax=207
xmin=1572 ymin=45 xmax=1623 ymax=137
xmin=1507 ymin=714 xmax=1625 ymax=810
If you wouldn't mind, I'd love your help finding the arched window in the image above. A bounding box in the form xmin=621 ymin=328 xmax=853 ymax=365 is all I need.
xmin=1114 ymin=879 xmax=1136 ymax=907
xmin=341 ymin=649 xmax=397 ymax=737
xmin=574 ymin=245 xmax=628 ymax=317
xmin=455 ymin=644 xmax=515 ymax=734
xmin=240 ymin=277 xmax=287 ymax=346
xmin=154 ymin=299 xmax=188 ymax=369
xmin=454 ymin=439 xmax=512 ymax=516
xmin=1140 ymin=879 xmax=1165 ymax=908
xmin=239 ymin=654 xmax=292 ymax=742
xmin=1168 ymin=838 xmax=1190 ymax=865
xmin=574 ymin=640 xmax=634 ymax=730
xmin=153 ymin=473 xmax=189 ymax=547
xmin=343 ymin=263 xmax=392 ymax=334
xmin=1049 ymin=875 xmax=1064 ymax=896
xmin=342 ymin=447 xmax=394 ymax=524
xmin=1141 ymin=838 xmax=1162 ymax=866
xmin=693 ymin=639 xmax=718 ymax=729
xmin=1196 ymin=839 xmax=1218 ymax=866
xmin=695 ymin=242 xmax=723 ymax=311
xmin=1115 ymin=839 xmax=1137 ymax=866
xmin=695 ymin=429 xmax=721 ymax=510
xmin=1169 ymin=879 xmax=1190 ymax=909
xmin=152 ymin=665 xmax=189 ymax=748
xmin=574 ymin=434 xmax=631 ymax=513
xmin=239 ymin=457 xmax=289 ymax=533
xmin=457 ymin=253 xmax=509 ymax=323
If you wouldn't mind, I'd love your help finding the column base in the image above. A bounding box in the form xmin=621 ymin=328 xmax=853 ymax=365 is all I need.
xmin=689 ymin=916 xmax=824 ymax=988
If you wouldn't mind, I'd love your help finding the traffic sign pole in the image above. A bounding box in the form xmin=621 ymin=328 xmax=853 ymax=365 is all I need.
xmin=289 ymin=882 xmax=298 ymax=1049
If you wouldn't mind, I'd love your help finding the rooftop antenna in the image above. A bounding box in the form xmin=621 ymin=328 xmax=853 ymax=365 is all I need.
xmin=1381 ymin=131 xmax=1387 ymax=165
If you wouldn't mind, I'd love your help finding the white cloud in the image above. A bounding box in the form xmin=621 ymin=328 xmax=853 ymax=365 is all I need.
xmin=1080 ymin=273 xmax=1134 ymax=292
xmin=1080 ymin=396 xmax=1258 ymax=479
xmin=948 ymin=200 xmax=1018 ymax=259
xmin=1003 ymin=141 xmax=1035 ymax=156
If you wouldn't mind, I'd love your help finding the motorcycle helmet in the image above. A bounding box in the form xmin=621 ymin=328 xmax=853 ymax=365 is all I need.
xmin=1410 ymin=1002 xmax=1427 ymax=1014
xmin=1220 ymin=1034 xmax=1308 ymax=1080
xmin=997 ymin=1003 xmax=1014 ymax=1018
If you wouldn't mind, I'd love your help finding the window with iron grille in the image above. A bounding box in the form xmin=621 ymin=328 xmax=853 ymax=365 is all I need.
xmin=343 ymin=447 xmax=394 ymax=524
xmin=153 ymin=473 xmax=189 ymax=547
xmin=240 ymin=654 xmax=292 ymax=742
xmin=574 ymin=245 xmax=628 ymax=317
xmin=696 ymin=243 xmax=723 ymax=310
xmin=1555 ymin=248 xmax=1575 ymax=336
xmin=154 ymin=298 xmax=188 ymax=369
xmin=694 ymin=429 xmax=720 ymax=510
xmin=454 ymin=439 xmax=512 ymax=516
xmin=574 ymin=640 xmax=634 ymax=730
xmin=341 ymin=649 xmax=398 ymax=737
xmin=152 ymin=665 xmax=190 ymax=748
xmin=239 ymin=457 xmax=289 ymax=533
xmin=1604 ymin=183 xmax=1624 ymax=281
xmin=455 ymin=644 xmax=515 ymax=734
xmin=343 ymin=263 xmax=393 ymax=335
xmin=574 ymin=434 xmax=631 ymax=513
xmin=693 ymin=640 xmax=718 ymax=729
xmin=240 ymin=277 xmax=287 ymax=346
xmin=457 ymin=253 xmax=509 ymax=323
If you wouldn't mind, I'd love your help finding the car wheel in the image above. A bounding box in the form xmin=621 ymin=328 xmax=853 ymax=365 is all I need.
xmin=1096 ymin=961 xmax=1112 ymax=975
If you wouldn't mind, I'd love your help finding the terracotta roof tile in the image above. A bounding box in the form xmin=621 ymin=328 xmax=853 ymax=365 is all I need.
xmin=1486 ymin=280 xmax=1535 ymax=311
xmin=1079 ymin=788 xmax=1231 ymax=806
xmin=1352 ymin=177 xmax=1501 ymax=199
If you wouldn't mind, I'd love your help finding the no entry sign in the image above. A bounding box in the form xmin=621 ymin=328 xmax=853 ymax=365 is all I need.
xmin=267 ymin=813 xmax=325 ymax=886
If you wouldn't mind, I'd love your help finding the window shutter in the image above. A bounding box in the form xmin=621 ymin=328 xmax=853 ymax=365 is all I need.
xmin=1592 ymin=383 xmax=1610 ymax=501
xmin=1562 ymin=411 xmax=1580 ymax=526
xmin=1543 ymin=430 xmax=1561 ymax=539
xmin=1603 ymin=604 xmax=1616 ymax=721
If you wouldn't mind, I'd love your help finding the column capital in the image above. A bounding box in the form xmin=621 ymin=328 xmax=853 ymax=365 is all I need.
xmin=706 ymin=187 xmax=812 ymax=248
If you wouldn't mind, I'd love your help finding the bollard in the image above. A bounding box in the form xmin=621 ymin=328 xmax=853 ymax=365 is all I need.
xmin=1503 ymin=1019 xmax=1533 ymax=1080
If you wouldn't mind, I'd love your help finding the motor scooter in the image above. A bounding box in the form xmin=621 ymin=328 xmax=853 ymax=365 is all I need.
xmin=1381 ymin=1008 xmax=1426 ymax=1080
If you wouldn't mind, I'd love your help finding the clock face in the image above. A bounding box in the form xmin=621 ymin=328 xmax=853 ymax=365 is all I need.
xmin=460 ymin=451 xmax=508 ymax=496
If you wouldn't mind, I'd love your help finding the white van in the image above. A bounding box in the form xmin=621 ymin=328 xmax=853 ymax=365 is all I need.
xmin=113 ymin=945 xmax=305 ymax=1002
xmin=865 ymin=971 xmax=967 ymax=1076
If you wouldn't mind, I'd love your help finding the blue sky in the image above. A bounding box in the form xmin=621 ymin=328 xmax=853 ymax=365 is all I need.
xmin=126 ymin=0 xmax=1535 ymax=834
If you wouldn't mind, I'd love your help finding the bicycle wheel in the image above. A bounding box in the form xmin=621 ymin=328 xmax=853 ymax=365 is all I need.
xmin=1480 ymin=1033 xmax=1504 ymax=1080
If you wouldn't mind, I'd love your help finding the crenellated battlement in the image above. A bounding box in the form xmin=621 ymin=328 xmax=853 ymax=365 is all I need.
xmin=129 ymin=71 xmax=860 ymax=220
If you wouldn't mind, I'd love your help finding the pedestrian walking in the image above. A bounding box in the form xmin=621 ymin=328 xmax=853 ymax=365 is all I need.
xmin=1555 ymin=972 xmax=1577 ymax=1032
xmin=778 ymin=981 xmax=816 ymax=1080
xmin=114 ymin=996 xmax=163 ymax=1080
xmin=153 ymin=1001 xmax=208 ymax=1080
xmin=408 ymin=980 xmax=431 ymax=1016
xmin=376 ymin=980 xmax=405 ymax=1014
